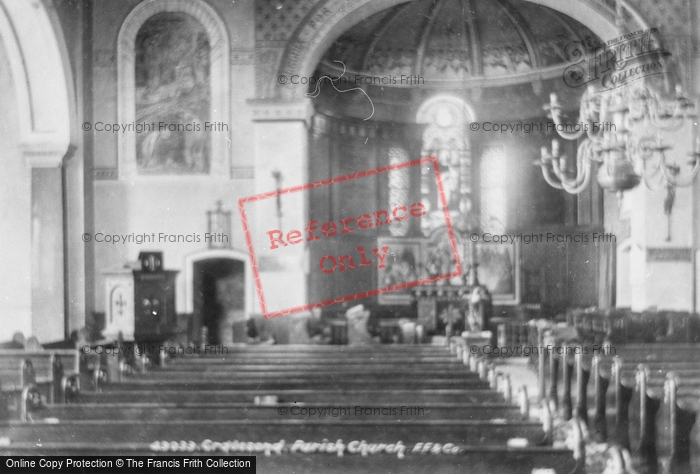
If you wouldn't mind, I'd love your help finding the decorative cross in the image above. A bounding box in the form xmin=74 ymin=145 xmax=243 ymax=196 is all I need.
xmin=272 ymin=170 xmax=283 ymax=230
xmin=115 ymin=294 xmax=127 ymax=316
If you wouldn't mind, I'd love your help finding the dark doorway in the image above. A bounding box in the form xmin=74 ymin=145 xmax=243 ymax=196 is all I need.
xmin=193 ymin=258 xmax=245 ymax=344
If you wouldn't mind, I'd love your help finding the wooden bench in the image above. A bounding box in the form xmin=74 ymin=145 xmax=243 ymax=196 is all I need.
xmin=544 ymin=341 xmax=700 ymax=473
xmin=659 ymin=374 xmax=700 ymax=474
xmin=565 ymin=309 xmax=700 ymax=345
xmin=41 ymin=401 xmax=526 ymax=421
xmin=0 ymin=344 xmax=581 ymax=474
xmin=0 ymin=349 xmax=80 ymax=420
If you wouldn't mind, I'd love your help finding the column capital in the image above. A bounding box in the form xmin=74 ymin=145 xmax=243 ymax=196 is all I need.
xmin=248 ymin=98 xmax=314 ymax=125
xmin=22 ymin=141 xmax=71 ymax=168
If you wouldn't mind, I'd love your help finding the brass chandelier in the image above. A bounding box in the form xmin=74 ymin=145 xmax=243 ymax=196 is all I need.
xmin=537 ymin=82 xmax=699 ymax=199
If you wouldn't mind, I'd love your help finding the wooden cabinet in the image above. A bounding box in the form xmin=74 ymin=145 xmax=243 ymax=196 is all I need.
xmin=133 ymin=270 xmax=178 ymax=342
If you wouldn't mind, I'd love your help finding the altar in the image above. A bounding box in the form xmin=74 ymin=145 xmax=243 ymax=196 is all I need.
xmin=412 ymin=284 xmax=492 ymax=336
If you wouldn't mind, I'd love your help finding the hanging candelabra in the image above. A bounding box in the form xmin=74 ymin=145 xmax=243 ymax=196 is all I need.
xmin=536 ymin=82 xmax=699 ymax=203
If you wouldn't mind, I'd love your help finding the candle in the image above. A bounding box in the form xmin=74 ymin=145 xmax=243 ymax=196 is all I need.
xmin=552 ymin=139 xmax=560 ymax=156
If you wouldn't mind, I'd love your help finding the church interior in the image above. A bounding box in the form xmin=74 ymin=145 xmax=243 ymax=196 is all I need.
xmin=1 ymin=0 xmax=700 ymax=472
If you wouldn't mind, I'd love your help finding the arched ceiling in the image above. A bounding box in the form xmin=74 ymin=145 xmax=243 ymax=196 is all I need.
xmin=318 ymin=0 xmax=597 ymax=90
xmin=311 ymin=0 xmax=602 ymax=123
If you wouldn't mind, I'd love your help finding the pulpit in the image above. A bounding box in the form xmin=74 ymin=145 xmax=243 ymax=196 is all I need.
xmin=133 ymin=269 xmax=178 ymax=342
xmin=102 ymin=253 xmax=178 ymax=344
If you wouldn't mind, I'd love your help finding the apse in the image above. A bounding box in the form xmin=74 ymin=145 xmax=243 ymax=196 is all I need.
xmin=307 ymin=0 xmax=603 ymax=322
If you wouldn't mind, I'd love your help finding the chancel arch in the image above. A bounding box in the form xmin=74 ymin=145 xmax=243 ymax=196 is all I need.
xmin=273 ymin=0 xmax=636 ymax=101
xmin=302 ymin=0 xmax=627 ymax=316
xmin=117 ymin=0 xmax=230 ymax=180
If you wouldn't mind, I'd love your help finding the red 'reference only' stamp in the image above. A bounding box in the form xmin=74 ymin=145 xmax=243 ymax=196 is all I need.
xmin=239 ymin=156 xmax=461 ymax=318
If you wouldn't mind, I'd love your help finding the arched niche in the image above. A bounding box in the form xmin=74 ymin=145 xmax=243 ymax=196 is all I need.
xmin=117 ymin=0 xmax=230 ymax=180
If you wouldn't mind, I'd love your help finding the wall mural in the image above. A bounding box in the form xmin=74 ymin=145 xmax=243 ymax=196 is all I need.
xmin=135 ymin=13 xmax=210 ymax=174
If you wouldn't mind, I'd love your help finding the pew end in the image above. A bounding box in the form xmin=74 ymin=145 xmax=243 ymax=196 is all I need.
xmin=520 ymin=385 xmax=530 ymax=420
xmin=541 ymin=398 xmax=554 ymax=445
xmin=602 ymin=445 xmax=636 ymax=474
xmin=570 ymin=417 xmax=587 ymax=474
xmin=60 ymin=373 xmax=80 ymax=404
xmin=501 ymin=373 xmax=513 ymax=402
xmin=19 ymin=383 xmax=44 ymax=422
xmin=659 ymin=373 xmax=700 ymax=474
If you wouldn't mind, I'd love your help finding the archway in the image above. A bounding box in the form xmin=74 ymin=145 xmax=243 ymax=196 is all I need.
xmin=0 ymin=0 xmax=74 ymax=343
xmin=184 ymin=249 xmax=254 ymax=344
xmin=275 ymin=0 xmax=632 ymax=99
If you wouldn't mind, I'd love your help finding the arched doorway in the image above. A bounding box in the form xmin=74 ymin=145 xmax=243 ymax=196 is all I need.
xmin=193 ymin=258 xmax=245 ymax=345
xmin=184 ymin=249 xmax=253 ymax=345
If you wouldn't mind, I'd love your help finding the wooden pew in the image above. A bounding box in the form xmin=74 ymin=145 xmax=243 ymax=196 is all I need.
xmin=549 ymin=343 xmax=700 ymax=439
xmin=557 ymin=343 xmax=700 ymax=474
xmin=591 ymin=348 xmax=700 ymax=446
xmin=627 ymin=367 xmax=700 ymax=474
xmin=0 ymin=341 xmax=583 ymax=474
xmin=40 ymin=401 xmax=526 ymax=421
xmin=158 ymin=364 xmax=477 ymax=375
xmin=567 ymin=310 xmax=700 ymax=345
xmin=208 ymin=344 xmax=452 ymax=352
xmin=587 ymin=354 xmax=696 ymax=442
xmin=660 ymin=373 xmax=700 ymax=474
xmin=0 ymin=349 xmax=80 ymax=420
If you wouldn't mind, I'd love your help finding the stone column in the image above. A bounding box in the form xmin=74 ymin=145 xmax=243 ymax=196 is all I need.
xmin=623 ymin=122 xmax=697 ymax=311
xmin=692 ymin=1 xmax=700 ymax=313
xmin=30 ymin=166 xmax=65 ymax=342
xmin=248 ymin=99 xmax=313 ymax=316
